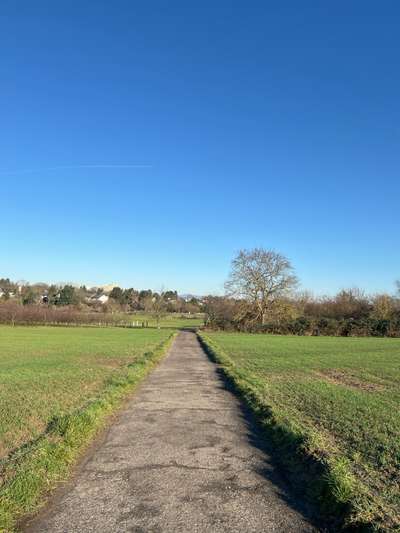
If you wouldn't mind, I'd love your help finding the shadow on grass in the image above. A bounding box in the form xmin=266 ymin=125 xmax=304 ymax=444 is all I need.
xmin=219 ymin=369 xmax=334 ymax=530
xmin=197 ymin=334 xmax=365 ymax=533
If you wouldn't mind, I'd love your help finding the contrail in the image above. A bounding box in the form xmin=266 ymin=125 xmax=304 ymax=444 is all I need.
xmin=0 ymin=164 xmax=152 ymax=176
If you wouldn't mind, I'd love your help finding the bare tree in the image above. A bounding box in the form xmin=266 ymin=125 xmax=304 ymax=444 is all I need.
xmin=225 ymin=248 xmax=298 ymax=325
xmin=148 ymin=287 xmax=168 ymax=329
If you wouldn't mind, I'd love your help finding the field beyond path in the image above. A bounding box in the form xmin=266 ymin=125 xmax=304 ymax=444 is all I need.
xmin=25 ymin=331 xmax=316 ymax=533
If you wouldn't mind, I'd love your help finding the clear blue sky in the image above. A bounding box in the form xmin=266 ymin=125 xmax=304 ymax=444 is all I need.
xmin=1 ymin=1 xmax=399 ymax=295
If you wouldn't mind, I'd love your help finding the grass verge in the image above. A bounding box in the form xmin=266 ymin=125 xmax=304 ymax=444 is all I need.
xmin=198 ymin=332 xmax=398 ymax=532
xmin=0 ymin=332 xmax=176 ymax=532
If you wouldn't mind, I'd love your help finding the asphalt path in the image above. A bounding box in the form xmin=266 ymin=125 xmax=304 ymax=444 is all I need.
xmin=25 ymin=331 xmax=318 ymax=532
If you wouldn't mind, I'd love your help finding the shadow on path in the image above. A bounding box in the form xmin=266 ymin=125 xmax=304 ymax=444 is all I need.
xmin=206 ymin=353 xmax=333 ymax=533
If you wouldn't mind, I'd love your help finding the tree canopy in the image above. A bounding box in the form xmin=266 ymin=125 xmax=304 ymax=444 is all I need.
xmin=225 ymin=248 xmax=298 ymax=325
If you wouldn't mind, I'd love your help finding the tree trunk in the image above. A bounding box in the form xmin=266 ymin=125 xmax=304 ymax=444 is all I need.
xmin=261 ymin=310 xmax=266 ymax=325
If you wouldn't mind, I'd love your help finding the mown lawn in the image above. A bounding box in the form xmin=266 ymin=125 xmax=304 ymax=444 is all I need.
xmin=200 ymin=332 xmax=400 ymax=531
xmin=0 ymin=325 xmax=173 ymax=530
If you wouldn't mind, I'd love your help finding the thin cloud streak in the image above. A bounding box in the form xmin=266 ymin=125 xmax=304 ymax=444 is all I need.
xmin=0 ymin=164 xmax=152 ymax=176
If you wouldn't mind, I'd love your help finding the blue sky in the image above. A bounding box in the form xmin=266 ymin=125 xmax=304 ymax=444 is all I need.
xmin=1 ymin=1 xmax=399 ymax=295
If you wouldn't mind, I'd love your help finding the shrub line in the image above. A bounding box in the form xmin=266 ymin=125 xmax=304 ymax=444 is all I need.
xmin=0 ymin=332 xmax=176 ymax=532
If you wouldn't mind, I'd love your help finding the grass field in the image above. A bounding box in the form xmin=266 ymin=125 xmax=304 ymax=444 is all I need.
xmin=130 ymin=312 xmax=204 ymax=329
xmin=0 ymin=325 xmax=174 ymax=530
xmin=199 ymin=332 xmax=400 ymax=531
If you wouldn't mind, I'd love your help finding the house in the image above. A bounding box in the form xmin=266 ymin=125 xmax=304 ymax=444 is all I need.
xmin=89 ymin=284 xmax=118 ymax=294
xmin=0 ymin=289 xmax=15 ymax=299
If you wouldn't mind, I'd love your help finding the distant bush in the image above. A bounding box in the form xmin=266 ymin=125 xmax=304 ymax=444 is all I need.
xmin=288 ymin=317 xmax=311 ymax=335
xmin=203 ymin=295 xmax=400 ymax=338
xmin=315 ymin=318 xmax=339 ymax=336
xmin=0 ymin=303 xmax=133 ymax=327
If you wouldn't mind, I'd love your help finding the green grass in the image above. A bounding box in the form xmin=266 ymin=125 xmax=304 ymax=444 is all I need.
xmin=0 ymin=325 xmax=175 ymax=531
xmin=199 ymin=332 xmax=400 ymax=532
xmin=130 ymin=312 xmax=204 ymax=329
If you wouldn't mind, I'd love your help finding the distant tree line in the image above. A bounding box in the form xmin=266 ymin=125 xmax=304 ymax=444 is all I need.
xmin=0 ymin=278 xmax=203 ymax=326
xmin=107 ymin=287 xmax=194 ymax=312
xmin=3 ymin=252 xmax=399 ymax=336
xmin=0 ymin=305 xmax=131 ymax=328
xmin=0 ymin=279 xmax=93 ymax=307
xmin=204 ymin=249 xmax=400 ymax=337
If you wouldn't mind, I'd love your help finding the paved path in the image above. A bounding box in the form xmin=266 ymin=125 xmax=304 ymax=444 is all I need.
xmin=26 ymin=331 xmax=318 ymax=533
